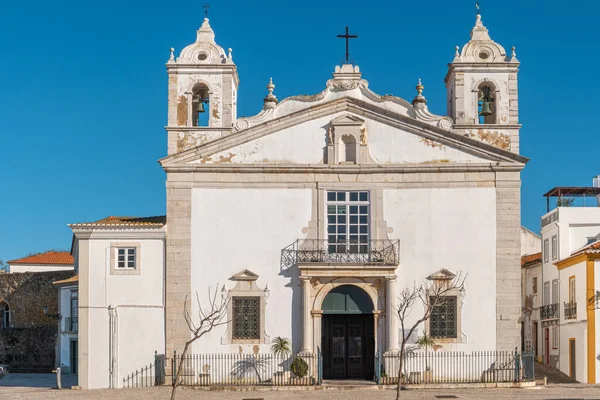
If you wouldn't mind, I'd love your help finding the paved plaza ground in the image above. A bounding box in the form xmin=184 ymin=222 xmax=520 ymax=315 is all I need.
xmin=2 ymin=382 xmax=600 ymax=400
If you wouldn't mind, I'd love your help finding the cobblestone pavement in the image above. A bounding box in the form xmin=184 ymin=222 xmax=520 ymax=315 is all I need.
xmin=2 ymin=385 xmax=600 ymax=400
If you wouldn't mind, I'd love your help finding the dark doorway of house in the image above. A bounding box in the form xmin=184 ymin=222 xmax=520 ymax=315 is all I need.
xmin=322 ymin=314 xmax=374 ymax=379
xmin=70 ymin=340 xmax=78 ymax=375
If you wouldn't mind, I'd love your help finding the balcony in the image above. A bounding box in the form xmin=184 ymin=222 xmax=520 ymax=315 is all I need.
xmin=281 ymin=239 xmax=399 ymax=269
xmin=64 ymin=316 xmax=78 ymax=333
xmin=564 ymin=302 xmax=577 ymax=320
xmin=540 ymin=304 xmax=559 ymax=320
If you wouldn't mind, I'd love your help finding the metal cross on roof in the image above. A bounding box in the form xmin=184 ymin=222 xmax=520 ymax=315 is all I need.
xmin=203 ymin=3 xmax=210 ymax=17
xmin=476 ymin=0 xmax=480 ymax=15
xmin=337 ymin=26 xmax=358 ymax=64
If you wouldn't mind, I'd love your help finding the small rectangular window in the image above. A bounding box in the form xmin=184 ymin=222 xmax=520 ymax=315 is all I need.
xmin=552 ymin=280 xmax=558 ymax=304
xmin=532 ymin=277 xmax=538 ymax=294
xmin=117 ymin=248 xmax=136 ymax=269
xmin=552 ymin=235 xmax=558 ymax=260
xmin=552 ymin=326 xmax=558 ymax=349
xmin=543 ymin=282 xmax=550 ymax=305
xmin=544 ymin=239 xmax=549 ymax=263
xmin=569 ymin=276 xmax=576 ymax=304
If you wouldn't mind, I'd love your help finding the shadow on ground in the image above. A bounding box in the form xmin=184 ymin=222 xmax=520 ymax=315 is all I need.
xmin=535 ymin=361 xmax=578 ymax=384
xmin=0 ymin=373 xmax=78 ymax=388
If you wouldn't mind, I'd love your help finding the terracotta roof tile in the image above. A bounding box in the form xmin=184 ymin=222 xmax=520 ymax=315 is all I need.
xmin=53 ymin=275 xmax=79 ymax=285
xmin=521 ymin=252 xmax=541 ymax=268
xmin=69 ymin=215 xmax=166 ymax=228
xmin=8 ymin=251 xmax=74 ymax=265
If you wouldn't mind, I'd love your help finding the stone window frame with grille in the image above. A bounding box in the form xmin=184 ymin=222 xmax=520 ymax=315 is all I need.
xmin=110 ymin=242 xmax=141 ymax=275
xmin=425 ymin=288 xmax=465 ymax=344
xmin=222 ymin=270 xmax=270 ymax=345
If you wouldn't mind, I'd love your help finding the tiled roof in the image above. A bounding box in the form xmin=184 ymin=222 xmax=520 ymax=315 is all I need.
xmin=69 ymin=215 xmax=166 ymax=228
xmin=521 ymin=252 xmax=541 ymax=268
xmin=8 ymin=251 xmax=74 ymax=265
xmin=53 ymin=275 xmax=79 ymax=285
xmin=571 ymin=240 xmax=600 ymax=257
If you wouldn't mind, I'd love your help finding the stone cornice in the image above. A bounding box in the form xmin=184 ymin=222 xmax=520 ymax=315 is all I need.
xmin=71 ymin=227 xmax=166 ymax=240
xmin=159 ymin=97 xmax=528 ymax=169
xmin=163 ymin=161 xmax=525 ymax=174
xmin=452 ymin=124 xmax=522 ymax=130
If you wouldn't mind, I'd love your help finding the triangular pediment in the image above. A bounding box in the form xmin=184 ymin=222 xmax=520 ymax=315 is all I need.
xmin=427 ymin=269 xmax=456 ymax=281
xmin=331 ymin=114 xmax=365 ymax=126
xmin=231 ymin=269 xmax=259 ymax=281
xmin=160 ymin=97 xmax=527 ymax=169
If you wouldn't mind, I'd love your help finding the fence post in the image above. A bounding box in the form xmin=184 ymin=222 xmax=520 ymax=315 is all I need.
xmin=514 ymin=347 xmax=520 ymax=383
xmin=172 ymin=350 xmax=177 ymax=386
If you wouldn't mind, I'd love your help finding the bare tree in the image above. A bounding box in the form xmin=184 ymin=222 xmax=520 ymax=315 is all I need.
xmin=171 ymin=285 xmax=229 ymax=400
xmin=395 ymin=273 xmax=466 ymax=400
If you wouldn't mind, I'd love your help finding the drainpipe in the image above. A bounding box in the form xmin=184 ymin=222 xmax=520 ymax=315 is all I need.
xmin=108 ymin=305 xmax=118 ymax=388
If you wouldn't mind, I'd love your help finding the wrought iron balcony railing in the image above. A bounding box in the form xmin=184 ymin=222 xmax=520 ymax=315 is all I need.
xmin=564 ymin=302 xmax=577 ymax=320
xmin=540 ymin=303 xmax=559 ymax=320
xmin=282 ymin=239 xmax=400 ymax=268
xmin=64 ymin=316 xmax=78 ymax=333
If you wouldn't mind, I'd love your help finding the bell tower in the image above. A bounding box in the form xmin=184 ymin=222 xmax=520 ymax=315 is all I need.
xmin=445 ymin=12 xmax=520 ymax=153
xmin=166 ymin=18 xmax=239 ymax=155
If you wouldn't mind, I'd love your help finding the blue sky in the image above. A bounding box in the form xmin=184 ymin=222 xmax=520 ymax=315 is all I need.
xmin=0 ymin=0 xmax=597 ymax=261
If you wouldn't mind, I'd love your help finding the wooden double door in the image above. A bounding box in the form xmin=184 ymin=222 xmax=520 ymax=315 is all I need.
xmin=322 ymin=314 xmax=374 ymax=380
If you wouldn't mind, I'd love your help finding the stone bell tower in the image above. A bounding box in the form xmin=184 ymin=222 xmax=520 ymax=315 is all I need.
xmin=166 ymin=18 xmax=239 ymax=155
xmin=445 ymin=12 xmax=520 ymax=154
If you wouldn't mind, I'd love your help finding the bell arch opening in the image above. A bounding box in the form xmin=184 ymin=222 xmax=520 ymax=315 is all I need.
xmin=192 ymin=83 xmax=211 ymax=127
xmin=477 ymin=82 xmax=496 ymax=125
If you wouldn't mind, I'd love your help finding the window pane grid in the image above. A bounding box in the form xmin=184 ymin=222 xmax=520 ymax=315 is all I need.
xmin=116 ymin=248 xmax=136 ymax=269
xmin=232 ymin=297 xmax=260 ymax=340
xmin=327 ymin=191 xmax=370 ymax=254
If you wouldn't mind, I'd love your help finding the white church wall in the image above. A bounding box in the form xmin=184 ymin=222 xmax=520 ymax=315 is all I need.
xmin=383 ymin=187 xmax=497 ymax=351
xmin=190 ymin=188 xmax=313 ymax=354
xmin=9 ymin=264 xmax=74 ymax=273
xmin=198 ymin=113 xmax=489 ymax=165
xmin=82 ymin=236 xmax=165 ymax=389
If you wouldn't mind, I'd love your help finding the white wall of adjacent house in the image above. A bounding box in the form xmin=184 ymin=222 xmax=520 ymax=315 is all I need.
xmin=80 ymin=235 xmax=165 ymax=389
xmin=58 ymin=284 xmax=78 ymax=374
xmin=521 ymin=263 xmax=541 ymax=355
xmin=9 ymin=264 xmax=74 ymax=273
xmin=521 ymin=227 xmax=541 ymax=256
xmin=559 ymin=260 xmax=587 ymax=382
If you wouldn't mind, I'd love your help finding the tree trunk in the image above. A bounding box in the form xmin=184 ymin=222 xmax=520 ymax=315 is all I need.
xmin=395 ymin=344 xmax=405 ymax=400
xmin=170 ymin=341 xmax=192 ymax=400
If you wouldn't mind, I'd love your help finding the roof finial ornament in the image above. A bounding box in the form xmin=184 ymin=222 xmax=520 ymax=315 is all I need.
xmin=454 ymin=45 xmax=460 ymax=60
xmin=412 ymin=78 xmax=427 ymax=106
xmin=228 ymin=48 xmax=233 ymax=62
xmin=263 ymin=77 xmax=278 ymax=109
xmin=168 ymin=47 xmax=175 ymax=63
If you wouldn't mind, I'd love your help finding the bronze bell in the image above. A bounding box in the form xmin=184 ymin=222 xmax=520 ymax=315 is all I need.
xmin=479 ymin=100 xmax=493 ymax=117
xmin=196 ymin=101 xmax=205 ymax=113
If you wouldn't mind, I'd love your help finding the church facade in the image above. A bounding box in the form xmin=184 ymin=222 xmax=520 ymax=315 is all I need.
xmin=71 ymin=12 xmax=525 ymax=389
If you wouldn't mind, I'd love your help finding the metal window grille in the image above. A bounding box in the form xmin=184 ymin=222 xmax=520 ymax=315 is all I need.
xmin=232 ymin=297 xmax=260 ymax=339
xmin=430 ymin=296 xmax=457 ymax=338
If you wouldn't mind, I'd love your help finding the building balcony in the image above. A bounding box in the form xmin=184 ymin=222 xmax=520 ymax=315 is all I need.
xmin=282 ymin=239 xmax=400 ymax=269
xmin=64 ymin=316 xmax=78 ymax=333
xmin=540 ymin=303 xmax=559 ymax=320
xmin=564 ymin=302 xmax=577 ymax=320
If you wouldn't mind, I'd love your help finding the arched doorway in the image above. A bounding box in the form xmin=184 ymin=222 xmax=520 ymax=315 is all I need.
xmin=321 ymin=285 xmax=374 ymax=380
